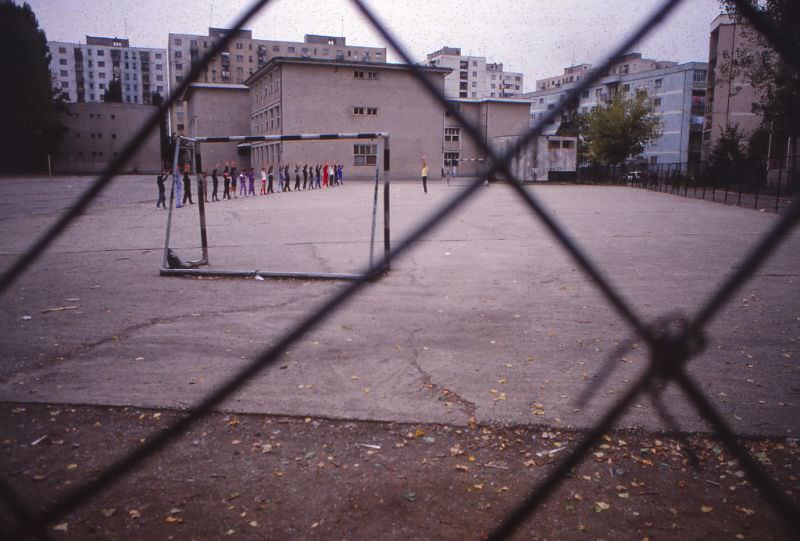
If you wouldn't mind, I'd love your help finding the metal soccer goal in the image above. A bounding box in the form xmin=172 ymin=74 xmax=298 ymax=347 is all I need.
xmin=161 ymin=132 xmax=391 ymax=281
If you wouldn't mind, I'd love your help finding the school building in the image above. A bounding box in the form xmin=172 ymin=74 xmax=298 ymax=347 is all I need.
xmin=183 ymin=57 xmax=571 ymax=180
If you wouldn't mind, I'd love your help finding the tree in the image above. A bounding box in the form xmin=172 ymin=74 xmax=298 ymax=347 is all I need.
xmin=103 ymin=79 xmax=123 ymax=103
xmin=709 ymin=123 xmax=747 ymax=183
xmin=151 ymin=92 xmax=172 ymax=166
xmin=582 ymin=93 xmax=661 ymax=166
xmin=0 ymin=1 xmax=64 ymax=172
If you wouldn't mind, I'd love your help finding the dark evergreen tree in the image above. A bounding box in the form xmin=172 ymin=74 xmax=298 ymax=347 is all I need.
xmin=103 ymin=79 xmax=123 ymax=103
xmin=0 ymin=1 xmax=64 ymax=172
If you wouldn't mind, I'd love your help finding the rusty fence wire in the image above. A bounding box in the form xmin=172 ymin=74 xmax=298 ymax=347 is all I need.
xmin=2 ymin=0 xmax=800 ymax=539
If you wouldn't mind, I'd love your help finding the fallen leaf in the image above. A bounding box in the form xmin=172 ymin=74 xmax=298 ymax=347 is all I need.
xmin=701 ymin=506 xmax=713 ymax=513
xmin=594 ymin=501 xmax=610 ymax=512
xmin=129 ymin=509 xmax=141 ymax=519
xmin=53 ymin=523 xmax=68 ymax=532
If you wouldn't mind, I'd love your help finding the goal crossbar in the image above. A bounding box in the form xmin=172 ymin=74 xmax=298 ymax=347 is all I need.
xmin=161 ymin=132 xmax=391 ymax=281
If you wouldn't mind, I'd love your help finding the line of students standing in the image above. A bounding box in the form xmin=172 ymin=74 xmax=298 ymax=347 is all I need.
xmin=156 ymin=161 xmax=345 ymax=209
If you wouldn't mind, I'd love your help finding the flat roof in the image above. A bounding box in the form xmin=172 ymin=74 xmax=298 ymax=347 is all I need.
xmin=447 ymin=97 xmax=531 ymax=105
xmin=246 ymin=57 xmax=451 ymax=85
xmin=182 ymin=82 xmax=249 ymax=100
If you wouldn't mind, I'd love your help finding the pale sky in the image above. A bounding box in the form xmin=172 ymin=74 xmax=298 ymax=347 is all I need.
xmin=27 ymin=0 xmax=723 ymax=91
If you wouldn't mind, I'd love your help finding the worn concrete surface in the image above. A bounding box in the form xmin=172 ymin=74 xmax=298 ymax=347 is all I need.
xmin=0 ymin=176 xmax=798 ymax=436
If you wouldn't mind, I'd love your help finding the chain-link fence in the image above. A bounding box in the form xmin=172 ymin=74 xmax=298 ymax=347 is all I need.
xmin=2 ymin=0 xmax=800 ymax=539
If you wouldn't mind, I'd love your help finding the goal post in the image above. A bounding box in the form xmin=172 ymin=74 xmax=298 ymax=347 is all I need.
xmin=160 ymin=132 xmax=391 ymax=281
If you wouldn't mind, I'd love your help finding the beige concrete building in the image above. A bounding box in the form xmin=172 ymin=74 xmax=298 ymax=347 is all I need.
xmin=443 ymin=98 xmax=532 ymax=177
xmin=168 ymin=29 xmax=386 ymax=135
xmin=184 ymin=83 xmax=251 ymax=171
xmin=701 ymin=13 xmax=764 ymax=160
xmin=245 ymin=58 xmax=450 ymax=179
xmin=426 ymin=47 xmax=524 ymax=99
xmin=55 ymin=102 xmax=161 ymax=174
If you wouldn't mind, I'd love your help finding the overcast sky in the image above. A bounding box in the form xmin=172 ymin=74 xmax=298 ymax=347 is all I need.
xmin=27 ymin=0 xmax=723 ymax=91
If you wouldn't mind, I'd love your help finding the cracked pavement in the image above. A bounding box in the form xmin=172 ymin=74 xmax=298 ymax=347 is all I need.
xmin=0 ymin=176 xmax=799 ymax=436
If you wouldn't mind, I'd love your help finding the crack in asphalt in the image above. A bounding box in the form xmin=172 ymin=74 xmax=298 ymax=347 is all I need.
xmin=24 ymin=296 xmax=315 ymax=372
xmin=407 ymin=327 xmax=476 ymax=419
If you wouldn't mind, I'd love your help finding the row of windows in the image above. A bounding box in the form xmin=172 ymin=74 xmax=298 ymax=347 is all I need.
xmin=353 ymin=70 xmax=378 ymax=80
xmin=57 ymin=45 xmax=163 ymax=60
xmin=173 ymin=37 xmax=382 ymax=59
xmin=353 ymin=106 xmax=378 ymax=116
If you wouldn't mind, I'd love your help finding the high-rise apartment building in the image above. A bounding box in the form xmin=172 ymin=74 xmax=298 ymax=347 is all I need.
xmin=524 ymin=54 xmax=708 ymax=166
xmin=168 ymin=29 xmax=387 ymax=134
xmin=701 ymin=13 xmax=764 ymax=160
xmin=47 ymin=36 xmax=167 ymax=105
xmin=426 ymin=47 xmax=524 ymax=99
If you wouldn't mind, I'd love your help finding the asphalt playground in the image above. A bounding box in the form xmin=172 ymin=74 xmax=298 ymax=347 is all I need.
xmin=0 ymin=175 xmax=798 ymax=437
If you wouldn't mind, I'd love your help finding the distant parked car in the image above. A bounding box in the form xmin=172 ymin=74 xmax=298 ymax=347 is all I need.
xmin=624 ymin=170 xmax=643 ymax=182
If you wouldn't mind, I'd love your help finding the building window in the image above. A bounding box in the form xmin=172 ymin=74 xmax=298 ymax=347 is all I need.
xmin=236 ymin=42 xmax=243 ymax=49
xmin=694 ymin=70 xmax=707 ymax=82
xmin=98 ymin=61 xmax=105 ymax=67
xmin=444 ymin=152 xmax=459 ymax=167
xmin=354 ymin=70 xmax=364 ymax=79
xmin=174 ymin=38 xmax=182 ymax=46
xmin=653 ymin=97 xmax=662 ymax=107
xmin=156 ymin=64 xmax=163 ymax=71
xmin=460 ymin=61 xmax=468 ymax=69
xmin=471 ymin=92 xmax=477 ymax=97
xmin=60 ymin=69 xmax=68 ymax=76
xmin=236 ymin=54 xmax=244 ymax=62
xmin=287 ymin=46 xmax=296 ymax=53
xmin=175 ymin=63 xmax=183 ymax=71
xmin=353 ymin=106 xmax=365 ymax=115
xmin=471 ymin=71 xmax=477 ymax=77
xmin=99 ymin=72 xmax=106 ymax=79
xmin=174 ymin=51 xmax=182 ymax=59
xmin=622 ymin=83 xmax=630 ymax=93
xmin=97 ymin=49 xmax=104 ymax=56
xmin=654 ymin=78 xmax=663 ymax=89
xmin=155 ymin=53 xmax=162 ymax=59
xmin=460 ymin=71 xmax=468 ymax=80
xmin=354 ymin=144 xmax=377 ymax=165
xmin=445 ymin=127 xmax=460 ymax=142
xmin=459 ymin=82 xmax=467 ymax=90
xmin=59 ymin=58 xmax=67 ymax=65
xmin=471 ymin=81 xmax=476 ymax=87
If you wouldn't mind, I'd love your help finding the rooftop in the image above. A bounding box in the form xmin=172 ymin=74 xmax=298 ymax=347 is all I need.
xmin=246 ymin=57 xmax=451 ymax=85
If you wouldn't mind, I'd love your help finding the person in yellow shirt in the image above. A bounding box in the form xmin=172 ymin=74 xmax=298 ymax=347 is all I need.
xmin=421 ymin=157 xmax=429 ymax=193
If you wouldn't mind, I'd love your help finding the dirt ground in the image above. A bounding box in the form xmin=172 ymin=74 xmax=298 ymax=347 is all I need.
xmin=1 ymin=403 xmax=798 ymax=540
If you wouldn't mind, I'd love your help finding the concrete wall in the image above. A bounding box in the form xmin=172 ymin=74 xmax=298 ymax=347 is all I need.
xmin=444 ymin=100 xmax=531 ymax=177
xmin=186 ymin=85 xmax=251 ymax=171
xmin=249 ymin=62 xmax=446 ymax=179
xmin=492 ymin=135 xmax=577 ymax=182
xmin=55 ymin=102 xmax=161 ymax=174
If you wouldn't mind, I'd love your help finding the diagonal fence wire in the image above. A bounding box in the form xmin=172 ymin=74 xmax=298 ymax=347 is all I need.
xmin=2 ymin=0 xmax=799 ymax=539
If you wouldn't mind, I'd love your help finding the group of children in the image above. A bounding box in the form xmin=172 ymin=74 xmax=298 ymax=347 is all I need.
xmin=156 ymin=161 xmax=345 ymax=209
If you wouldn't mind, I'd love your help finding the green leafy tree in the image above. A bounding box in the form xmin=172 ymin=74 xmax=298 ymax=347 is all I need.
xmin=0 ymin=1 xmax=64 ymax=172
xmin=583 ymin=93 xmax=661 ymax=166
xmin=103 ymin=79 xmax=123 ymax=103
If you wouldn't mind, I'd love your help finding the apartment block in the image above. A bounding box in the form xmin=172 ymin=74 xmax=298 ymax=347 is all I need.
xmin=55 ymin=102 xmax=161 ymax=174
xmin=243 ymin=58 xmax=449 ymax=179
xmin=524 ymin=56 xmax=708 ymax=166
xmin=48 ymin=36 xmax=167 ymax=105
xmin=168 ymin=29 xmax=387 ymax=135
xmin=702 ymin=13 xmax=764 ymax=161
xmin=426 ymin=47 xmax=524 ymax=99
